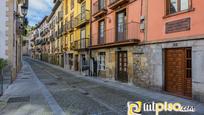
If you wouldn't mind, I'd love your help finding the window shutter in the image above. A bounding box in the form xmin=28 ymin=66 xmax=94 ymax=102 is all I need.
xmin=166 ymin=0 xmax=170 ymax=15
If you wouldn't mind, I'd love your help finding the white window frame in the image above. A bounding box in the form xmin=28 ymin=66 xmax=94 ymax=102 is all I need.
xmin=98 ymin=52 xmax=106 ymax=71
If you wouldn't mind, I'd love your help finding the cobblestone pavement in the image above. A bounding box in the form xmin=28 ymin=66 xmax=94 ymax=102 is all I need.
xmin=25 ymin=58 xmax=204 ymax=115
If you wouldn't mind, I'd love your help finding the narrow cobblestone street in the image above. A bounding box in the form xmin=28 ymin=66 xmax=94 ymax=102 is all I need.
xmin=22 ymin=58 xmax=203 ymax=115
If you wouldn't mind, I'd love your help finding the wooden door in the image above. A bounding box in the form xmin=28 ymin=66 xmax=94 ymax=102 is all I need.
xmin=165 ymin=48 xmax=192 ymax=98
xmin=61 ymin=54 xmax=64 ymax=67
xmin=117 ymin=51 xmax=128 ymax=82
xmin=75 ymin=54 xmax=79 ymax=71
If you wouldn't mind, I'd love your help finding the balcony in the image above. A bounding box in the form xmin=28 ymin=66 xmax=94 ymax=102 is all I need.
xmin=91 ymin=22 xmax=140 ymax=49
xmin=108 ymin=0 xmax=129 ymax=9
xmin=58 ymin=11 xmax=63 ymax=22
xmin=63 ymin=44 xmax=68 ymax=51
xmin=55 ymin=31 xmax=58 ymax=38
xmin=58 ymin=26 xmax=64 ymax=36
xmin=63 ymin=24 xmax=67 ymax=34
xmin=92 ymin=0 xmax=107 ymax=18
xmin=70 ymin=38 xmax=90 ymax=50
xmin=77 ymin=0 xmax=84 ymax=3
xmin=67 ymin=20 xmax=75 ymax=32
xmin=75 ymin=10 xmax=90 ymax=28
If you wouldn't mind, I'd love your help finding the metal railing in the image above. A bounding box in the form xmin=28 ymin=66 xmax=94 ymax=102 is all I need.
xmin=108 ymin=0 xmax=129 ymax=7
xmin=67 ymin=20 xmax=75 ymax=31
xmin=71 ymin=38 xmax=90 ymax=50
xmin=91 ymin=22 xmax=140 ymax=46
xmin=75 ymin=10 xmax=90 ymax=27
xmin=92 ymin=0 xmax=107 ymax=15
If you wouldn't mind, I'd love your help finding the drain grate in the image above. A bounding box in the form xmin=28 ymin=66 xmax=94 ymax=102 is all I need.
xmin=7 ymin=96 xmax=30 ymax=103
xmin=56 ymin=77 xmax=63 ymax=80
xmin=20 ymin=77 xmax=30 ymax=79
xmin=45 ymin=82 xmax=57 ymax=86
xmin=23 ymin=73 xmax=31 ymax=75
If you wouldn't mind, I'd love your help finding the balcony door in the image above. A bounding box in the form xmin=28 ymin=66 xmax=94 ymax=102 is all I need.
xmin=98 ymin=20 xmax=105 ymax=44
xmin=99 ymin=0 xmax=105 ymax=10
xmin=116 ymin=10 xmax=126 ymax=41
xmin=80 ymin=27 xmax=86 ymax=49
xmin=81 ymin=2 xmax=86 ymax=20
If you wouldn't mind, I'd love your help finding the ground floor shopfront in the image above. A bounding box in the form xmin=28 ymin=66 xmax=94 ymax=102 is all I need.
xmin=91 ymin=46 xmax=135 ymax=83
xmin=64 ymin=50 xmax=89 ymax=75
xmin=32 ymin=39 xmax=204 ymax=102
xmin=90 ymin=39 xmax=204 ymax=102
xmin=132 ymin=39 xmax=204 ymax=102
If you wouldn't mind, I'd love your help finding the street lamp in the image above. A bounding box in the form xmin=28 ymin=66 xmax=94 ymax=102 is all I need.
xmin=21 ymin=5 xmax=28 ymax=17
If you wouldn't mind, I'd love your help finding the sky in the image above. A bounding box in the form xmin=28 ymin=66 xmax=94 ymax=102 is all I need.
xmin=27 ymin=0 xmax=54 ymax=26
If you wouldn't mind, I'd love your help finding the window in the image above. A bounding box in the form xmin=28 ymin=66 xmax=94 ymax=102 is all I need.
xmin=70 ymin=33 xmax=74 ymax=45
xmin=166 ymin=0 xmax=191 ymax=15
xmin=116 ymin=10 xmax=126 ymax=41
xmin=98 ymin=52 xmax=106 ymax=70
xmin=65 ymin=0 xmax=68 ymax=14
xmin=71 ymin=0 xmax=74 ymax=10
xmin=99 ymin=0 xmax=105 ymax=10
xmin=81 ymin=2 xmax=86 ymax=19
xmin=98 ymin=20 xmax=105 ymax=44
xmin=80 ymin=27 xmax=86 ymax=48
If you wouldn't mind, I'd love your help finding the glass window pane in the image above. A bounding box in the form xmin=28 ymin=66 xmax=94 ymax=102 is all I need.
xmin=170 ymin=0 xmax=178 ymax=13
xmin=181 ymin=0 xmax=189 ymax=11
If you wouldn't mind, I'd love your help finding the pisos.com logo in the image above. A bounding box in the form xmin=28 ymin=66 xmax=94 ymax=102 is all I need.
xmin=127 ymin=101 xmax=195 ymax=115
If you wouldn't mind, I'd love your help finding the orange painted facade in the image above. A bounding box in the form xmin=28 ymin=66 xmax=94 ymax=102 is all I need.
xmin=147 ymin=0 xmax=204 ymax=42
xmin=91 ymin=0 xmax=144 ymax=46
xmin=90 ymin=0 xmax=204 ymax=102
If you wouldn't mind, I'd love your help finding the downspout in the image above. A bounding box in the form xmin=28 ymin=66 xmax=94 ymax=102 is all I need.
xmin=144 ymin=0 xmax=148 ymax=42
xmin=89 ymin=0 xmax=92 ymax=76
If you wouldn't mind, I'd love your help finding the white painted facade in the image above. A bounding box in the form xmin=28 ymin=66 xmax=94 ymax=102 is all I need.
xmin=0 ymin=0 xmax=8 ymax=59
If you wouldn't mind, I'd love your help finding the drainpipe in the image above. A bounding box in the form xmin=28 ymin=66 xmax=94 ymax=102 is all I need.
xmin=144 ymin=0 xmax=148 ymax=42
xmin=89 ymin=0 xmax=92 ymax=76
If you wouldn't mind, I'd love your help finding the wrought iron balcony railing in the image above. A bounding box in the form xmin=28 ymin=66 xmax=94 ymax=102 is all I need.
xmin=108 ymin=0 xmax=129 ymax=9
xmin=92 ymin=0 xmax=107 ymax=17
xmin=67 ymin=20 xmax=75 ymax=32
xmin=75 ymin=10 xmax=90 ymax=28
xmin=91 ymin=22 xmax=140 ymax=46
xmin=71 ymin=38 xmax=90 ymax=50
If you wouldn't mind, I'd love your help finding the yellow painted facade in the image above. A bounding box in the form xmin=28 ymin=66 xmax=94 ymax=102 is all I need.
xmin=63 ymin=0 xmax=91 ymax=71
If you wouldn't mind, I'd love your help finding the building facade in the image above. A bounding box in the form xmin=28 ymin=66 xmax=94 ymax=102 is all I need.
xmin=91 ymin=0 xmax=143 ymax=81
xmin=31 ymin=0 xmax=204 ymax=102
xmin=0 ymin=0 xmax=28 ymax=80
xmin=132 ymin=0 xmax=204 ymax=102
xmin=63 ymin=0 xmax=91 ymax=75
xmin=0 ymin=0 xmax=8 ymax=60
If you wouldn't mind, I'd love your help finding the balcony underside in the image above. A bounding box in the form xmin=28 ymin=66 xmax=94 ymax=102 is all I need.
xmin=90 ymin=39 xmax=139 ymax=49
xmin=93 ymin=9 xmax=107 ymax=18
xmin=108 ymin=0 xmax=129 ymax=9
xmin=75 ymin=20 xmax=89 ymax=28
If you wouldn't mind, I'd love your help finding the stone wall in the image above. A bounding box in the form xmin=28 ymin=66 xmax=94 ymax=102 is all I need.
xmin=132 ymin=39 xmax=204 ymax=102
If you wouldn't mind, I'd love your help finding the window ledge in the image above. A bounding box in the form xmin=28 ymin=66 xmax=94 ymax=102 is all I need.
xmin=163 ymin=8 xmax=195 ymax=19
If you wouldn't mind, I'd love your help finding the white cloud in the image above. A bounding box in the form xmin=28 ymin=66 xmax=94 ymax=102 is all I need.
xmin=27 ymin=0 xmax=54 ymax=26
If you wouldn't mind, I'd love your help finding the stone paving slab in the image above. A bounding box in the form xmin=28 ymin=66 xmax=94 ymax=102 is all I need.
xmin=0 ymin=62 xmax=54 ymax=115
